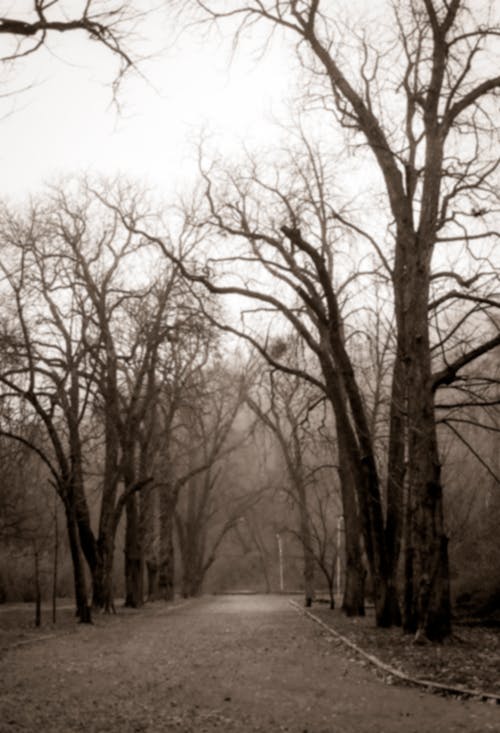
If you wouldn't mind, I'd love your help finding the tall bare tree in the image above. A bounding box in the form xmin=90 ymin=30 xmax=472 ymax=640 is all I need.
xmin=175 ymin=367 xmax=256 ymax=597
xmin=169 ymin=0 xmax=500 ymax=640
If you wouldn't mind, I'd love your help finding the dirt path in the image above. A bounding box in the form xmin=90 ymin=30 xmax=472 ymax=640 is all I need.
xmin=1 ymin=594 xmax=499 ymax=732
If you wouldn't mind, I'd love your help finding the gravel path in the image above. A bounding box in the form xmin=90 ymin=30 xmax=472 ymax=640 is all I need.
xmin=1 ymin=594 xmax=499 ymax=732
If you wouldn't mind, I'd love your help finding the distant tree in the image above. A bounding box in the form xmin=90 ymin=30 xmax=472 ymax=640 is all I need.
xmin=175 ymin=367 xmax=258 ymax=597
xmin=246 ymin=366 xmax=321 ymax=608
xmin=144 ymin=295 xmax=223 ymax=601
xmin=0 ymin=436 xmax=53 ymax=616
xmin=306 ymin=475 xmax=342 ymax=611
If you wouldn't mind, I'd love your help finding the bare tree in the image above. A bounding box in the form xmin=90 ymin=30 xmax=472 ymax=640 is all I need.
xmin=170 ymin=0 xmax=500 ymax=640
xmin=121 ymin=138 xmax=399 ymax=624
xmin=175 ymin=370 xmax=258 ymax=597
xmin=246 ymin=363 xmax=324 ymax=608
xmin=306 ymin=472 xmax=343 ymax=611
xmin=0 ymin=181 xmax=178 ymax=615
xmin=0 ymin=203 xmax=100 ymax=621
xmin=46 ymin=182 xmax=185 ymax=611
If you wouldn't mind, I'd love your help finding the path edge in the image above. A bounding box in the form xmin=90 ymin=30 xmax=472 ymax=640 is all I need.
xmin=289 ymin=599 xmax=500 ymax=704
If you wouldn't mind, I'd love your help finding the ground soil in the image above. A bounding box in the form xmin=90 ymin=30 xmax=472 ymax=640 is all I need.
xmin=1 ymin=594 xmax=499 ymax=732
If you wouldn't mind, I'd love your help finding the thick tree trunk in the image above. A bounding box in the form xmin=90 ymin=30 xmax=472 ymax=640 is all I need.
xmin=69 ymin=426 xmax=97 ymax=583
xmin=140 ymin=482 xmax=156 ymax=601
xmin=159 ymin=488 xmax=176 ymax=601
xmin=408 ymin=413 xmax=451 ymax=640
xmin=92 ymin=537 xmax=115 ymax=613
xmin=337 ymin=438 xmax=365 ymax=616
xmin=403 ymin=248 xmax=451 ymax=641
xmin=92 ymin=404 xmax=121 ymax=613
xmin=124 ymin=493 xmax=143 ymax=608
xmin=146 ymin=560 xmax=159 ymax=599
xmin=65 ymin=504 xmax=91 ymax=623
xmin=343 ymin=550 xmax=366 ymax=616
xmin=402 ymin=478 xmax=416 ymax=633
xmin=383 ymin=352 xmax=406 ymax=627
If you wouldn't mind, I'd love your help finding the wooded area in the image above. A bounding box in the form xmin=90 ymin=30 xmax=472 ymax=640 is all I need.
xmin=0 ymin=0 xmax=499 ymax=648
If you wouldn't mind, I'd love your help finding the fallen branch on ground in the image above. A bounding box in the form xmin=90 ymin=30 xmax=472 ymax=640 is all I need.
xmin=289 ymin=600 xmax=500 ymax=704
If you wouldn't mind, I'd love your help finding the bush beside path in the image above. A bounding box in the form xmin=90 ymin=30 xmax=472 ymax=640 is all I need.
xmin=1 ymin=594 xmax=499 ymax=733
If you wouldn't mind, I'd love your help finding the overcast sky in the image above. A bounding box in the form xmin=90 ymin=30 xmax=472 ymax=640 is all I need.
xmin=0 ymin=2 xmax=298 ymax=203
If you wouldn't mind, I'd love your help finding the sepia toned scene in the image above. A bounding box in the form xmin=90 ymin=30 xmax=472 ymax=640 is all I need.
xmin=0 ymin=2 xmax=499 ymax=731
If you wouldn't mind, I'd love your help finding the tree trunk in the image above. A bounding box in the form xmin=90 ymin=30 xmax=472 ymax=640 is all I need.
xmin=140 ymin=482 xmax=156 ymax=601
xmin=409 ymin=418 xmax=451 ymax=640
xmin=343 ymin=550 xmax=366 ymax=617
xmin=159 ymin=488 xmax=176 ymax=601
xmin=64 ymin=504 xmax=91 ymax=623
xmin=404 ymin=248 xmax=451 ymax=641
xmin=383 ymin=353 xmax=406 ymax=627
xmin=402 ymin=478 xmax=416 ymax=633
xmin=92 ymin=537 xmax=115 ymax=613
xmin=337 ymin=439 xmax=365 ymax=616
xmin=92 ymin=403 xmax=121 ymax=613
xmin=124 ymin=493 xmax=143 ymax=608
xmin=146 ymin=560 xmax=159 ymax=600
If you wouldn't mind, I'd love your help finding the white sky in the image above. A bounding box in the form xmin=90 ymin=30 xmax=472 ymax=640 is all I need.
xmin=0 ymin=2 xmax=297 ymax=202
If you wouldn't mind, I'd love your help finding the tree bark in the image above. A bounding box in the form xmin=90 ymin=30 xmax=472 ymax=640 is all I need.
xmin=336 ymin=424 xmax=365 ymax=616
xmin=64 ymin=503 xmax=91 ymax=623
xmin=92 ymin=536 xmax=116 ymax=613
xmin=140 ymin=482 xmax=156 ymax=601
xmin=124 ymin=493 xmax=143 ymax=608
xmin=158 ymin=488 xmax=176 ymax=601
xmin=401 ymin=243 xmax=451 ymax=641
xmin=146 ymin=560 xmax=159 ymax=600
xmin=383 ymin=353 xmax=406 ymax=627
